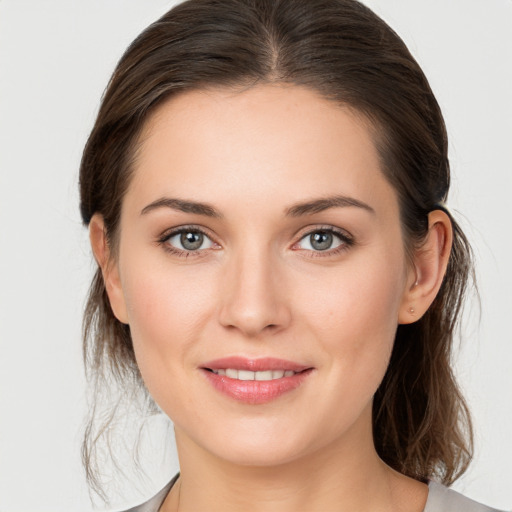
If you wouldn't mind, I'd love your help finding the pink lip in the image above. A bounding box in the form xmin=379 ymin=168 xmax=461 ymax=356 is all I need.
xmin=201 ymin=357 xmax=313 ymax=405
xmin=202 ymin=356 xmax=310 ymax=373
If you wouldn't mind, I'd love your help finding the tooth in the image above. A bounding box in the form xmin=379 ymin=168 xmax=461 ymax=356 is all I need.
xmin=255 ymin=370 xmax=273 ymax=381
xmin=220 ymin=368 xmax=295 ymax=381
xmin=226 ymin=368 xmax=238 ymax=379
xmin=238 ymin=370 xmax=255 ymax=381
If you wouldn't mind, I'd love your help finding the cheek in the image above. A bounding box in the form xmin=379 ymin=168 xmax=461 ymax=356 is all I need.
xmin=119 ymin=258 xmax=217 ymax=392
xmin=304 ymin=256 xmax=403 ymax=325
xmin=297 ymin=248 xmax=406 ymax=379
xmin=123 ymin=252 xmax=215 ymax=328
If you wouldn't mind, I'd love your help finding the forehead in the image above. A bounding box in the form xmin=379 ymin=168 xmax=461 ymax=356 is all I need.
xmin=127 ymin=84 xmax=396 ymax=217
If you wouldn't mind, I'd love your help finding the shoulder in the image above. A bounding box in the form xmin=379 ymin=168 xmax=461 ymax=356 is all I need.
xmin=118 ymin=474 xmax=178 ymax=512
xmin=425 ymin=481 xmax=506 ymax=512
xmin=117 ymin=476 xmax=508 ymax=512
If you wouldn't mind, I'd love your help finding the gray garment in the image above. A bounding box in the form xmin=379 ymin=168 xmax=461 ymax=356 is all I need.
xmin=121 ymin=475 xmax=176 ymax=512
xmin=121 ymin=475 xmax=504 ymax=512
xmin=424 ymin=482 xmax=502 ymax=512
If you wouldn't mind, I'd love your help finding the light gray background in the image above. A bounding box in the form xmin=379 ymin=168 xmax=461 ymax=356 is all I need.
xmin=0 ymin=1 xmax=511 ymax=510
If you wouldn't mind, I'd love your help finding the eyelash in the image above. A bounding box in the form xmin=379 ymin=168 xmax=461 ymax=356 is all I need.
xmin=293 ymin=226 xmax=355 ymax=258
xmin=157 ymin=225 xmax=355 ymax=258
xmin=157 ymin=225 xmax=216 ymax=258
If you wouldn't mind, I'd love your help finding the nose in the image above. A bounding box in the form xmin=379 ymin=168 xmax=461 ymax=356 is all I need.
xmin=218 ymin=245 xmax=292 ymax=338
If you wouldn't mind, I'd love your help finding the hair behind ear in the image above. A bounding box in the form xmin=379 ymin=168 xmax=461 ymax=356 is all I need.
xmin=373 ymin=211 xmax=474 ymax=484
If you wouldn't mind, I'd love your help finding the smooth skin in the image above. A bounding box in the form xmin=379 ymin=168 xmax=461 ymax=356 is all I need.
xmin=90 ymin=84 xmax=452 ymax=512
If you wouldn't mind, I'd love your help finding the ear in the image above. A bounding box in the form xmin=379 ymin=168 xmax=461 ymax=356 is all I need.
xmin=398 ymin=210 xmax=453 ymax=324
xmin=89 ymin=214 xmax=129 ymax=324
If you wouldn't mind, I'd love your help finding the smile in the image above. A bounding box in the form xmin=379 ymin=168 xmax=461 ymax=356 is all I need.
xmin=209 ymin=369 xmax=297 ymax=380
xmin=201 ymin=357 xmax=313 ymax=404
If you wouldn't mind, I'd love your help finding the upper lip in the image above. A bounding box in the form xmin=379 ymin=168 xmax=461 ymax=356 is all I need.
xmin=201 ymin=357 xmax=311 ymax=373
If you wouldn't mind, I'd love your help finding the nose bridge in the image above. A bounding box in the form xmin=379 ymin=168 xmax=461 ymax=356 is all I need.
xmin=218 ymin=239 xmax=290 ymax=337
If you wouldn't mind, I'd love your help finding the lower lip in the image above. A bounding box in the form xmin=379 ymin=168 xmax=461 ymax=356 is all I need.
xmin=202 ymin=369 xmax=313 ymax=404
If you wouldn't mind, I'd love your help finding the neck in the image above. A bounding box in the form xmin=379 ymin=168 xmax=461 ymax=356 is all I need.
xmin=162 ymin=408 xmax=427 ymax=512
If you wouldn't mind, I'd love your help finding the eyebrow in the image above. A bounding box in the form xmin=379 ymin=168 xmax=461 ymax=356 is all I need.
xmin=140 ymin=194 xmax=374 ymax=219
xmin=285 ymin=195 xmax=375 ymax=217
xmin=140 ymin=197 xmax=222 ymax=218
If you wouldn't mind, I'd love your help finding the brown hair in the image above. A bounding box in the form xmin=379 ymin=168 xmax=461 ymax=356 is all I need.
xmin=80 ymin=0 xmax=474 ymax=499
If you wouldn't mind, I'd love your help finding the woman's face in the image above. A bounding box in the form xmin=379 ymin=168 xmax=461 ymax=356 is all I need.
xmin=110 ymin=84 xmax=415 ymax=466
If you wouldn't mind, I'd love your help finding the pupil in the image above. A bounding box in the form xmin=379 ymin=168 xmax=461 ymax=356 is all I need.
xmin=311 ymin=231 xmax=332 ymax=251
xmin=181 ymin=231 xmax=203 ymax=250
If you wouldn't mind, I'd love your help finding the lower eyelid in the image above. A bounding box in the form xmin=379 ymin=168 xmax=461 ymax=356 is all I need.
xmin=294 ymin=229 xmax=353 ymax=250
xmin=157 ymin=227 xmax=219 ymax=254
xmin=158 ymin=226 xmax=353 ymax=257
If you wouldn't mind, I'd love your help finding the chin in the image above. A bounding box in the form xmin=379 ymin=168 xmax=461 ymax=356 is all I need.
xmin=178 ymin=415 xmax=335 ymax=469
xmin=208 ymin=440 xmax=307 ymax=468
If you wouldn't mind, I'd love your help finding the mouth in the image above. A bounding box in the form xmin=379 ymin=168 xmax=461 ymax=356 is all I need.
xmin=206 ymin=368 xmax=299 ymax=380
xmin=200 ymin=357 xmax=314 ymax=404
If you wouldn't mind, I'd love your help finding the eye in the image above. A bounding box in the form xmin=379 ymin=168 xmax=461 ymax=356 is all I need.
xmin=295 ymin=229 xmax=351 ymax=253
xmin=164 ymin=229 xmax=216 ymax=252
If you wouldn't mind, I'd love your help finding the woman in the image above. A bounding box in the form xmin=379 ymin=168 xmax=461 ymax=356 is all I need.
xmin=79 ymin=0 xmax=503 ymax=510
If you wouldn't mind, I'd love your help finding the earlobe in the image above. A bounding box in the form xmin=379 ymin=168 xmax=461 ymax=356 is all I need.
xmin=398 ymin=210 xmax=453 ymax=324
xmin=89 ymin=214 xmax=129 ymax=324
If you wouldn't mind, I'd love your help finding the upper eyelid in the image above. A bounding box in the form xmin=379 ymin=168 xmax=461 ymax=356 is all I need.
xmin=157 ymin=224 xmax=353 ymax=248
xmin=158 ymin=226 xmax=218 ymax=256
xmin=157 ymin=226 xmax=218 ymax=254
xmin=295 ymin=225 xmax=353 ymax=241
xmin=291 ymin=226 xmax=355 ymax=255
xmin=159 ymin=224 xmax=215 ymax=241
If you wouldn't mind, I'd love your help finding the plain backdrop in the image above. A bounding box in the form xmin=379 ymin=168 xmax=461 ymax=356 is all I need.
xmin=0 ymin=1 xmax=511 ymax=510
